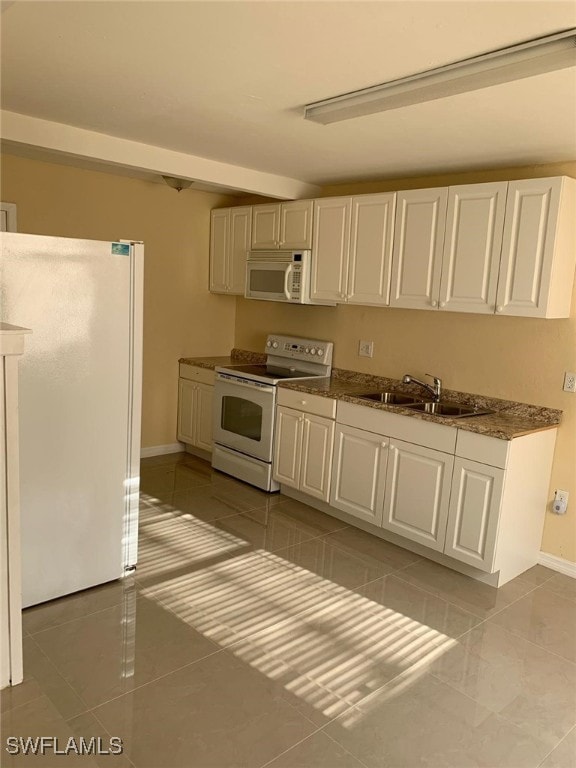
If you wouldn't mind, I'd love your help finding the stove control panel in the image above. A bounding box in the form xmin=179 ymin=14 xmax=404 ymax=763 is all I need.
xmin=265 ymin=335 xmax=333 ymax=367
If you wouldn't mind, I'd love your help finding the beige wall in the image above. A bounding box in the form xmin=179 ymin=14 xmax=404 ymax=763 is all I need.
xmin=235 ymin=162 xmax=576 ymax=563
xmin=0 ymin=153 xmax=238 ymax=448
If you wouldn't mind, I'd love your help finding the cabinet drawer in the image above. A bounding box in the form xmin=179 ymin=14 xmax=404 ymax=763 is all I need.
xmin=456 ymin=430 xmax=509 ymax=468
xmin=336 ymin=402 xmax=456 ymax=453
xmin=179 ymin=364 xmax=215 ymax=386
xmin=277 ymin=388 xmax=336 ymax=419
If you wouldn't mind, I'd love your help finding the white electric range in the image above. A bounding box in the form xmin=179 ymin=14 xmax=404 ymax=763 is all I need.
xmin=212 ymin=334 xmax=333 ymax=491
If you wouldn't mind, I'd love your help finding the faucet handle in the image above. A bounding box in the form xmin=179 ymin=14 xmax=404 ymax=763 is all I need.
xmin=425 ymin=373 xmax=442 ymax=399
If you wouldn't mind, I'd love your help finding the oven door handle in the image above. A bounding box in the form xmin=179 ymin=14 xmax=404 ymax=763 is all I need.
xmin=284 ymin=265 xmax=293 ymax=301
xmin=216 ymin=375 xmax=275 ymax=394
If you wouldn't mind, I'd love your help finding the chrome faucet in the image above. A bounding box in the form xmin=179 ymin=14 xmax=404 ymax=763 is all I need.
xmin=402 ymin=373 xmax=442 ymax=401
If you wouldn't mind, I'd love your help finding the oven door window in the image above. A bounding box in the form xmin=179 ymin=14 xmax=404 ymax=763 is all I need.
xmin=221 ymin=396 xmax=262 ymax=442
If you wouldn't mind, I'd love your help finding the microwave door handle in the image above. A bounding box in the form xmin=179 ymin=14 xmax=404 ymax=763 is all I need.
xmin=284 ymin=265 xmax=293 ymax=300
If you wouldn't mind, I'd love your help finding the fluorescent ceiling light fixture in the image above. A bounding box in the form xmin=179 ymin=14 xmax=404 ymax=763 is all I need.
xmin=304 ymin=29 xmax=576 ymax=124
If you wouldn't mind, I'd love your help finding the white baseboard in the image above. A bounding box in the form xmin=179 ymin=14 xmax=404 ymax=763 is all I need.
xmin=538 ymin=551 xmax=576 ymax=579
xmin=140 ymin=442 xmax=184 ymax=459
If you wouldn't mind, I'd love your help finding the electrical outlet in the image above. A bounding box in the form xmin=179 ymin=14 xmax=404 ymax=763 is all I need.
xmin=553 ymin=489 xmax=569 ymax=514
xmin=563 ymin=372 xmax=576 ymax=393
xmin=358 ymin=340 xmax=374 ymax=358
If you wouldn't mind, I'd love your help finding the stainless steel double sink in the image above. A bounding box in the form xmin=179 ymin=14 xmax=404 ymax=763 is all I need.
xmin=353 ymin=391 xmax=494 ymax=418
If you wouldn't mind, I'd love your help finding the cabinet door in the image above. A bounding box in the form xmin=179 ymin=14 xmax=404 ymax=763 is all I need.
xmin=209 ymin=209 xmax=229 ymax=293
xmin=439 ymin=183 xmax=507 ymax=314
xmin=444 ymin=458 xmax=504 ymax=572
xmin=389 ymin=188 xmax=448 ymax=310
xmin=310 ymin=197 xmax=351 ymax=303
xmin=228 ymin=207 xmax=252 ymax=295
xmin=251 ymin=204 xmax=280 ymax=249
xmin=496 ymin=178 xmax=563 ymax=317
xmin=347 ymin=193 xmax=396 ymax=306
xmin=280 ymin=200 xmax=313 ymax=249
xmin=300 ymin=414 xmax=334 ymax=502
xmin=273 ymin=406 xmax=302 ymax=489
xmin=195 ymin=383 xmax=214 ymax=452
xmin=330 ymin=424 xmax=388 ymax=525
xmin=177 ymin=379 xmax=196 ymax=445
xmin=382 ymin=439 xmax=453 ymax=551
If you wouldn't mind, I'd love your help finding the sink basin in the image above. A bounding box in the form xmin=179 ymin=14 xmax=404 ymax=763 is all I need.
xmin=355 ymin=391 xmax=423 ymax=405
xmin=403 ymin=401 xmax=494 ymax=418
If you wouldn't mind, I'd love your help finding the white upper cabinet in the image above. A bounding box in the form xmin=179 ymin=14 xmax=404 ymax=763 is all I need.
xmin=228 ymin=208 xmax=252 ymax=294
xmin=209 ymin=207 xmax=251 ymax=295
xmin=347 ymin=193 xmax=396 ymax=305
xmin=310 ymin=197 xmax=352 ymax=303
xmin=280 ymin=200 xmax=314 ymax=249
xmin=209 ymin=209 xmax=229 ymax=293
xmin=389 ymin=188 xmax=448 ymax=310
xmin=311 ymin=193 xmax=396 ymax=305
xmin=439 ymin=182 xmax=507 ymax=314
xmin=251 ymin=200 xmax=313 ymax=250
xmin=496 ymin=177 xmax=576 ymax=318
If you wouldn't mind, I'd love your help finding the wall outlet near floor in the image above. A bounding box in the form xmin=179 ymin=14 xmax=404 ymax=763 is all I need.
xmin=358 ymin=340 xmax=374 ymax=358
xmin=563 ymin=372 xmax=576 ymax=392
xmin=553 ymin=489 xmax=569 ymax=514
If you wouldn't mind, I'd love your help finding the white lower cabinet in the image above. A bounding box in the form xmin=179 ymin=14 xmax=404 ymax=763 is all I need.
xmin=382 ymin=440 xmax=453 ymax=552
xmin=178 ymin=364 xmax=215 ymax=453
xmin=330 ymin=424 xmax=388 ymax=525
xmin=273 ymin=391 xmax=336 ymax=503
xmin=322 ymin=402 xmax=557 ymax=585
xmin=273 ymin=407 xmax=302 ymax=488
xmin=444 ymin=458 xmax=504 ymax=572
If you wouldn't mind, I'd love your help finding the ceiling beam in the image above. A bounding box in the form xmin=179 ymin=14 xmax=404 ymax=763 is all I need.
xmin=0 ymin=111 xmax=320 ymax=200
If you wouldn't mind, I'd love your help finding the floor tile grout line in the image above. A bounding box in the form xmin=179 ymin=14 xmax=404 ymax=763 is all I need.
xmin=536 ymin=724 xmax=576 ymax=768
xmin=86 ymin=647 xmax=226 ymax=715
xmin=426 ymin=665 xmax=571 ymax=756
xmin=14 ymin=634 xmax=95 ymax=721
xmin=0 ymin=686 xmax=46 ymax=717
xmin=85 ymin=706 xmax=138 ymax=768
xmin=257 ymin=724 xmax=326 ymax=768
xmin=321 ymin=728 xmax=373 ymax=768
xmin=392 ymin=564 xmax=547 ymax=623
xmin=25 ymin=588 xmax=144 ymax=638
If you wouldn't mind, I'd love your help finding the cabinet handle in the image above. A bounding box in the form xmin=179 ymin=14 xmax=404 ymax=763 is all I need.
xmin=381 ymin=441 xmax=387 ymax=448
xmin=431 ymin=300 xmax=438 ymax=307
xmin=300 ymin=400 xmax=307 ymax=406
xmin=439 ymin=301 xmax=445 ymax=308
xmin=496 ymin=306 xmax=503 ymax=313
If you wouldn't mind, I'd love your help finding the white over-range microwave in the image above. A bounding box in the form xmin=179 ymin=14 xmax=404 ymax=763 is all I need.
xmin=245 ymin=250 xmax=334 ymax=305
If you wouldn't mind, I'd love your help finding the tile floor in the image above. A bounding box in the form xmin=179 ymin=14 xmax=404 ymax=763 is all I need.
xmin=2 ymin=452 xmax=576 ymax=767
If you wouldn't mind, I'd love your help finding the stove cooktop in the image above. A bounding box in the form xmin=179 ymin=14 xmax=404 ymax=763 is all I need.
xmin=217 ymin=363 xmax=327 ymax=385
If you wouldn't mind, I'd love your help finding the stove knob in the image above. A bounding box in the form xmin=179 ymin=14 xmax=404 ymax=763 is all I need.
xmin=309 ymin=347 xmax=316 ymax=355
xmin=305 ymin=347 xmax=310 ymax=354
xmin=272 ymin=341 xmax=279 ymax=349
xmin=266 ymin=340 xmax=272 ymax=348
xmin=317 ymin=348 xmax=324 ymax=356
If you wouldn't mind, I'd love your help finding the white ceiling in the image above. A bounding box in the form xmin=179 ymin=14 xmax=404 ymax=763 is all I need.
xmin=1 ymin=0 xmax=576 ymax=192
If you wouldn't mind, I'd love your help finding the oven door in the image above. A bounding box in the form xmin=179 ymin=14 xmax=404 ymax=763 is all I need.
xmin=213 ymin=375 xmax=276 ymax=462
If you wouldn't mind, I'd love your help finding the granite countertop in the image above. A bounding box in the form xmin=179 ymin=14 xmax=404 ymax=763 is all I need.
xmin=179 ymin=349 xmax=266 ymax=369
xmin=178 ymin=352 xmax=562 ymax=440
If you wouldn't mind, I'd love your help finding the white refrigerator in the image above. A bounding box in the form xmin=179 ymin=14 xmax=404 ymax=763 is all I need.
xmin=0 ymin=233 xmax=143 ymax=608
